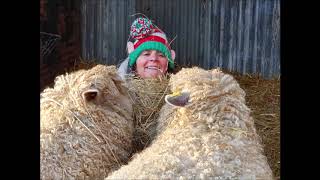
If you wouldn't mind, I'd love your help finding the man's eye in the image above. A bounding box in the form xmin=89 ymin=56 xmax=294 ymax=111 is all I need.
xmin=158 ymin=54 xmax=164 ymax=57
xmin=143 ymin=53 xmax=150 ymax=56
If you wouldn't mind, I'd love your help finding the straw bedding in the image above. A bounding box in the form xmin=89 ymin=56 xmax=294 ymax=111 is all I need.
xmin=124 ymin=75 xmax=171 ymax=153
xmin=229 ymin=71 xmax=280 ymax=179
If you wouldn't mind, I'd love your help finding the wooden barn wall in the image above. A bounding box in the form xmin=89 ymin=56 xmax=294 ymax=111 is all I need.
xmin=81 ymin=0 xmax=280 ymax=78
xmin=81 ymin=0 xmax=136 ymax=66
xmin=40 ymin=0 xmax=82 ymax=92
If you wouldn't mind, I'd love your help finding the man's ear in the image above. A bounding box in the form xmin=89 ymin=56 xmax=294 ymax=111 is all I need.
xmin=170 ymin=50 xmax=176 ymax=60
xmin=127 ymin=42 xmax=134 ymax=54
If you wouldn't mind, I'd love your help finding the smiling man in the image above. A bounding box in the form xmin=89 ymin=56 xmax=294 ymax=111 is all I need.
xmin=134 ymin=50 xmax=171 ymax=78
xmin=118 ymin=17 xmax=176 ymax=79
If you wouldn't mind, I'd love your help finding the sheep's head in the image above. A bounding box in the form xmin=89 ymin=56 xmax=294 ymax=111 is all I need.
xmin=76 ymin=65 xmax=132 ymax=114
xmin=165 ymin=67 xmax=246 ymax=108
xmin=40 ymin=64 xmax=133 ymax=130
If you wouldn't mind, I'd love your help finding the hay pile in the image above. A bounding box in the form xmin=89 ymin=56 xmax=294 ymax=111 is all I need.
xmin=228 ymin=71 xmax=280 ymax=180
xmin=124 ymin=75 xmax=171 ymax=153
xmin=69 ymin=58 xmax=98 ymax=72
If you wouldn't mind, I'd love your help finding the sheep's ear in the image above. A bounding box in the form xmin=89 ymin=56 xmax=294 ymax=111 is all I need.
xmin=111 ymin=74 xmax=123 ymax=83
xmin=165 ymin=91 xmax=190 ymax=107
xmin=111 ymin=74 xmax=126 ymax=94
xmin=82 ymin=88 xmax=99 ymax=102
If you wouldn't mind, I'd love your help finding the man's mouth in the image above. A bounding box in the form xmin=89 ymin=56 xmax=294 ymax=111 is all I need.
xmin=145 ymin=66 xmax=163 ymax=73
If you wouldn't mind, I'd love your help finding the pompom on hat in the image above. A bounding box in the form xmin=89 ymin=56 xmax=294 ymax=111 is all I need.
xmin=127 ymin=17 xmax=174 ymax=69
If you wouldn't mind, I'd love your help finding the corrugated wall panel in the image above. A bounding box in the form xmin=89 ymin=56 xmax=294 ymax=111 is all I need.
xmin=81 ymin=0 xmax=280 ymax=78
xmin=81 ymin=0 xmax=135 ymax=65
xmin=204 ymin=0 xmax=280 ymax=78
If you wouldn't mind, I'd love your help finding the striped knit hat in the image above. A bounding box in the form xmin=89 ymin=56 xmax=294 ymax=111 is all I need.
xmin=128 ymin=17 xmax=174 ymax=69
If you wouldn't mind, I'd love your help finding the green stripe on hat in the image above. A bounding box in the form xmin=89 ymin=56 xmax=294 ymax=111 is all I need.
xmin=129 ymin=41 xmax=174 ymax=69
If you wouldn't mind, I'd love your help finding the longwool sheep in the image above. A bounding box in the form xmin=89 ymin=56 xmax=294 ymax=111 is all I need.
xmin=40 ymin=65 xmax=134 ymax=180
xmin=106 ymin=67 xmax=273 ymax=180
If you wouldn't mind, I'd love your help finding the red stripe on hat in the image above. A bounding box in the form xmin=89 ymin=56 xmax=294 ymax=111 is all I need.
xmin=134 ymin=35 xmax=170 ymax=49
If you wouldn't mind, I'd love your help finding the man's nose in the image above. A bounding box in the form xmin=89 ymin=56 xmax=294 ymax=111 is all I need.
xmin=148 ymin=53 xmax=158 ymax=61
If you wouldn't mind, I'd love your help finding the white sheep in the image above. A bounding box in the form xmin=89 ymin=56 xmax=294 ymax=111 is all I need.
xmin=40 ymin=65 xmax=134 ymax=180
xmin=106 ymin=67 xmax=273 ymax=180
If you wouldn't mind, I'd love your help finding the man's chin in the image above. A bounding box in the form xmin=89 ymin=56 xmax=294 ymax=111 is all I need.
xmin=142 ymin=69 xmax=163 ymax=78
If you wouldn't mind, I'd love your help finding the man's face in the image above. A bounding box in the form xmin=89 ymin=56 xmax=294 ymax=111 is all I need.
xmin=135 ymin=50 xmax=168 ymax=78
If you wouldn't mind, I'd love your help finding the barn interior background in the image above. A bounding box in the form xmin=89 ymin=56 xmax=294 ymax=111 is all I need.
xmin=40 ymin=0 xmax=280 ymax=179
xmin=40 ymin=0 xmax=82 ymax=92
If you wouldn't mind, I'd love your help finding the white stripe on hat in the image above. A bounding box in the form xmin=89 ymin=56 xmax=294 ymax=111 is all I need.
xmin=151 ymin=32 xmax=168 ymax=42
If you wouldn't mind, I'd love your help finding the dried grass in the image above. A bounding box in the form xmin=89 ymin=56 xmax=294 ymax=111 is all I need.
xmin=71 ymin=58 xmax=99 ymax=71
xmin=124 ymin=75 xmax=171 ymax=153
xmin=227 ymin=71 xmax=280 ymax=180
